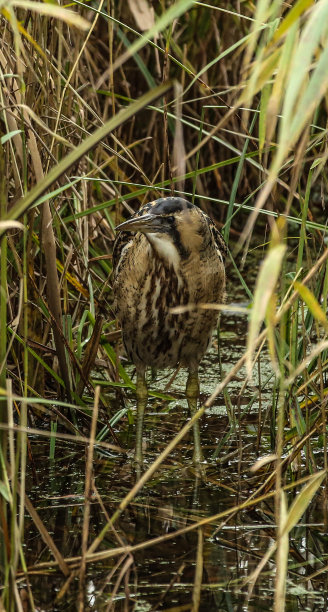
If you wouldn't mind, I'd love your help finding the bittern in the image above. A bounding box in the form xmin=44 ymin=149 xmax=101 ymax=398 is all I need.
xmin=113 ymin=197 xmax=227 ymax=466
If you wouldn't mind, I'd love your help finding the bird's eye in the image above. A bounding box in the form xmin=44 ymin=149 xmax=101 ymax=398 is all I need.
xmin=166 ymin=215 xmax=174 ymax=223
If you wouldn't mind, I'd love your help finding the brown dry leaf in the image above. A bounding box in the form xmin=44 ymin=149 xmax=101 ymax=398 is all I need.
xmin=173 ymin=83 xmax=186 ymax=193
xmin=127 ymin=0 xmax=154 ymax=31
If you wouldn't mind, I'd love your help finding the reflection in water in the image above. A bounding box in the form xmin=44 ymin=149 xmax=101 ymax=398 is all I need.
xmin=23 ymin=443 xmax=328 ymax=610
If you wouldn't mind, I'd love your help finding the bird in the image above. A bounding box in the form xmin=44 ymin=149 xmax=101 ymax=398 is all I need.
xmin=112 ymin=196 xmax=227 ymax=467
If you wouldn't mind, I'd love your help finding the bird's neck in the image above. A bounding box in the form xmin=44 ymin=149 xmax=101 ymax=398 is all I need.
xmin=146 ymin=233 xmax=181 ymax=270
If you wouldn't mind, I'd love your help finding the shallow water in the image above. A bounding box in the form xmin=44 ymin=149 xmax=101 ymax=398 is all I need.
xmin=22 ymin=255 xmax=328 ymax=611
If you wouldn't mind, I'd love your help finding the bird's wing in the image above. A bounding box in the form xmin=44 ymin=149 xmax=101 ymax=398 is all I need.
xmin=203 ymin=213 xmax=228 ymax=262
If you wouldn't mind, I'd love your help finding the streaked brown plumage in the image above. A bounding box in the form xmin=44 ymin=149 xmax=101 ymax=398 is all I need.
xmin=113 ymin=197 xmax=227 ymax=467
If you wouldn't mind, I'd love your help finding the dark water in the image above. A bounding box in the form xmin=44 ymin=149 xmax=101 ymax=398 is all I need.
xmin=22 ymin=256 xmax=328 ymax=611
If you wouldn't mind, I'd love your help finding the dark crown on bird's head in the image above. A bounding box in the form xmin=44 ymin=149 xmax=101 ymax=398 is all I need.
xmin=114 ymin=197 xmax=228 ymax=266
xmin=137 ymin=197 xmax=194 ymax=216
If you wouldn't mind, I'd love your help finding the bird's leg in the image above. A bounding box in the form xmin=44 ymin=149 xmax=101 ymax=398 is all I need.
xmin=135 ymin=368 xmax=148 ymax=466
xmin=186 ymin=368 xmax=203 ymax=465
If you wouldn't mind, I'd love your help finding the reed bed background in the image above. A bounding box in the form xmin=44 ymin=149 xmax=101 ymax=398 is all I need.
xmin=1 ymin=0 xmax=328 ymax=610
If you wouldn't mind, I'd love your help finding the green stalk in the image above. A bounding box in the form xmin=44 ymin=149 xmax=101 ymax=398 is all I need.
xmin=18 ymin=108 xmax=28 ymax=565
xmin=290 ymin=170 xmax=312 ymax=368
xmin=0 ymin=136 xmax=8 ymax=593
xmin=17 ymin=214 xmax=28 ymax=578
xmin=274 ymin=260 xmax=288 ymax=612
xmin=223 ymin=106 xmax=258 ymax=245
xmin=0 ymin=138 xmax=6 ymax=398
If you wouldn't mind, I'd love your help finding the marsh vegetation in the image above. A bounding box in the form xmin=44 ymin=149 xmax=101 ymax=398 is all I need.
xmin=1 ymin=0 xmax=328 ymax=609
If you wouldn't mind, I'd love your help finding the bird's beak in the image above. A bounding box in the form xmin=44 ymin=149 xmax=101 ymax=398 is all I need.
xmin=116 ymin=213 xmax=167 ymax=234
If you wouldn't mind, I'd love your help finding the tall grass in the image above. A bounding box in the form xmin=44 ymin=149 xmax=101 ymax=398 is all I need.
xmin=1 ymin=0 xmax=328 ymax=609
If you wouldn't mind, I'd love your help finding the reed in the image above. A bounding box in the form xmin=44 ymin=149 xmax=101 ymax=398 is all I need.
xmin=1 ymin=0 xmax=328 ymax=609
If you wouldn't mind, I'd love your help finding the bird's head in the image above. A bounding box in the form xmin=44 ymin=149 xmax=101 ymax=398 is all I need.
xmin=115 ymin=197 xmax=209 ymax=266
